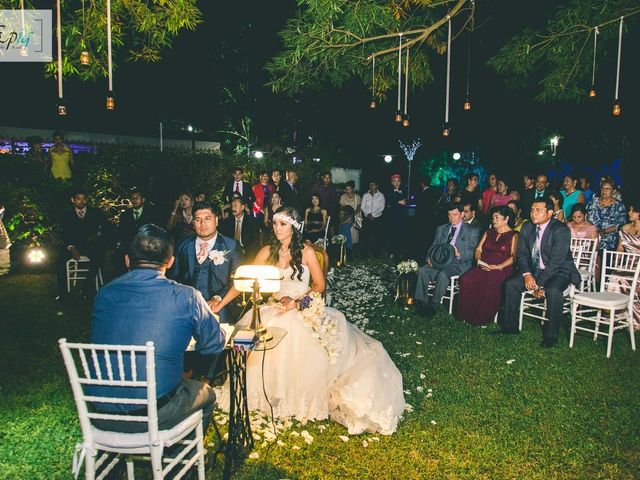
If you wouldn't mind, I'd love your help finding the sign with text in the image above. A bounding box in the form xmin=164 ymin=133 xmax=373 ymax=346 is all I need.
xmin=0 ymin=10 xmax=52 ymax=62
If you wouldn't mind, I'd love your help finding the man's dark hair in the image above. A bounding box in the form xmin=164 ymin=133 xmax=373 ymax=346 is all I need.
xmin=447 ymin=178 xmax=459 ymax=187
xmin=465 ymin=172 xmax=478 ymax=183
xmin=463 ymin=201 xmax=476 ymax=212
xmin=193 ymin=200 xmax=218 ymax=216
xmin=345 ymin=180 xmax=355 ymax=189
xmin=130 ymin=187 xmax=145 ymax=198
xmin=128 ymin=224 xmax=174 ymax=266
xmin=70 ymin=188 xmax=89 ymax=197
xmin=259 ymin=170 xmax=269 ymax=176
xmin=447 ymin=202 xmax=464 ymax=213
xmin=322 ymin=171 xmax=332 ymax=178
xmin=532 ymin=197 xmax=554 ymax=212
xmin=420 ymin=175 xmax=431 ymax=187
xmin=233 ymin=166 xmax=243 ymax=173
xmin=271 ymin=168 xmax=282 ymax=175
xmin=52 ymin=130 xmax=64 ymax=139
xmin=231 ymin=195 xmax=246 ymax=206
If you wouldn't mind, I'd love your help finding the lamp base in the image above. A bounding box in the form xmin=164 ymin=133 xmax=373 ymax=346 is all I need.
xmin=247 ymin=324 xmax=273 ymax=343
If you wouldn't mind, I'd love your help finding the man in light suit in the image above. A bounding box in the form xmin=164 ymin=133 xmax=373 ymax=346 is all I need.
xmin=414 ymin=202 xmax=481 ymax=317
xmin=499 ymin=197 xmax=581 ymax=347
xmin=169 ymin=200 xmax=241 ymax=324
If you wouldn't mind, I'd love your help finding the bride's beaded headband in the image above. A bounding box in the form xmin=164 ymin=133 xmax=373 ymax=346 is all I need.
xmin=273 ymin=212 xmax=303 ymax=231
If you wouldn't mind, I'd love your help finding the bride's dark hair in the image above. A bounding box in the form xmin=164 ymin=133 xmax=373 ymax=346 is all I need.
xmin=268 ymin=206 xmax=305 ymax=281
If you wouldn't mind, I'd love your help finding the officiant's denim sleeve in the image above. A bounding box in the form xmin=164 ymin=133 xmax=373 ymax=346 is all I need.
xmin=192 ymin=290 xmax=226 ymax=355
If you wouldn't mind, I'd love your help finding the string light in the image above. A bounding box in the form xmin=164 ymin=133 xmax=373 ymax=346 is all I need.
xmin=464 ymin=13 xmax=473 ymax=111
xmin=443 ymin=17 xmax=452 ymax=136
xmin=106 ymin=0 xmax=115 ymax=110
xmin=403 ymin=47 xmax=410 ymax=127
xmin=395 ymin=34 xmax=403 ymax=122
xmin=612 ymin=17 xmax=623 ymax=116
xmin=589 ymin=26 xmax=598 ymax=97
xmin=369 ymin=56 xmax=377 ymax=109
xmin=80 ymin=0 xmax=90 ymax=64
xmin=56 ymin=0 xmax=65 ymax=115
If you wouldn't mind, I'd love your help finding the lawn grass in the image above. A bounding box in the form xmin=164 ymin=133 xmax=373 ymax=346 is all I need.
xmin=0 ymin=266 xmax=639 ymax=480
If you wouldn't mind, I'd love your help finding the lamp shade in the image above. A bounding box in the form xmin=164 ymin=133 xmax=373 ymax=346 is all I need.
xmin=233 ymin=265 xmax=281 ymax=293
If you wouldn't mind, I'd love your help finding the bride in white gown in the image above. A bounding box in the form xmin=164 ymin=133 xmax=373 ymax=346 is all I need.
xmin=212 ymin=207 xmax=405 ymax=435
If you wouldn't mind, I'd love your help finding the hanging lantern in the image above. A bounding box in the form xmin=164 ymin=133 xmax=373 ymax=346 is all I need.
xmin=463 ymin=99 xmax=472 ymax=110
xmin=464 ymin=17 xmax=473 ymax=113
xmin=395 ymin=110 xmax=403 ymax=123
xmin=442 ymin=123 xmax=450 ymax=137
xmin=80 ymin=51 xmax=90 ymax=65
xmin=612 ymin=101 xmax=621 ymax=116
xmin=56 ymin=0 xmax=65 ymax=116
xmin=402 ymin=115 xmax=410 ymax=127
xmin=369 ymin=56 xmax=377 ymax=109
xmin=57 ymin=101 xmax=67 ymax=116
xmin=442 ymin=18 xmax=452 ymax=137
xmin=588 ymin=88 xmax=596 ymax=98
xmin=395 ymin=34 xmax=403 ymax=123
xmin=589 ymin=27 xmax=599 ymax=99
xmin=369 ymin=99 xmax=377 ymax=109
xmin=106 ymin=91 xmax=115 ymax=110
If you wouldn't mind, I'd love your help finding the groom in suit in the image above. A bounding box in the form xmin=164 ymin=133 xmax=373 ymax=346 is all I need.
xmin=414 ymin=202 xmax=480 ymax=317
xmin=169 ymin=200 xmax=241 ymax=324
xmin=499 ymin=197 xmax=581 ymax=347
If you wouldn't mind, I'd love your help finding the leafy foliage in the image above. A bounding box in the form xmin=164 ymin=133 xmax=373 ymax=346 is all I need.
xmin=489 ymin=0 xmax=640 ymax=102
xmin=0 ymin=0 xmax=202 ymax=80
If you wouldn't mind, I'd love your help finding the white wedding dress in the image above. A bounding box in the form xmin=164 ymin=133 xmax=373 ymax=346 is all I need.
xmin=218 ymin=265 xmax=405 ymax=435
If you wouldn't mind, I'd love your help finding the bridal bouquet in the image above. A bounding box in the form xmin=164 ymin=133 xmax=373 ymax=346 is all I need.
xmin=298 ymin=291 xmax=342 ymax=364
xmin=396 ymin=260 xmax=419 ymax=275
xmin=331 ymin=234 xmax=346 ymax=245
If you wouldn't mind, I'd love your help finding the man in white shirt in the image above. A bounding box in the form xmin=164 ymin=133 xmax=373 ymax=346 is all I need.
xmin=360 ymin=181 xmax=385 ymax=257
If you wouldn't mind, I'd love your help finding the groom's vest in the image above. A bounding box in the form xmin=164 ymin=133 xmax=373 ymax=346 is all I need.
xmin=193 ymin=257 xmax=214 ymax=300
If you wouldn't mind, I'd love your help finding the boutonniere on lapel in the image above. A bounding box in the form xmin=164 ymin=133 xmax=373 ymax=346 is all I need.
xmin=208 ymin=249 xmax=229 ymax=266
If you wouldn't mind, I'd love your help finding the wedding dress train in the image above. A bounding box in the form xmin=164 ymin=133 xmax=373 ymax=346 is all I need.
xmin=217 ymin=265 xmax=405 ymax=435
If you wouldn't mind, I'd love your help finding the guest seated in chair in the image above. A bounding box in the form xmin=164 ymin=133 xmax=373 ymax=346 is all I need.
xmin=56 ymin=188 xmax=111 ymax=300
xmin=456 ymin=207 xmax=518 ymax=326
xmin=89 ymin=224 xmax=226 ymax=434
xmin=414 ymin=202 xmax=481 ymax=317
xmin=498 ymin=197 xmax=581 ymax=347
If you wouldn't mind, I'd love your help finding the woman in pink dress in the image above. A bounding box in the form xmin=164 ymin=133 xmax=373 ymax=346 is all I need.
xmin=490 ymin=179 xmax=518 ymax=208
xmin=566 ymin=204 xmax=598 ymax=240
xmin=457 ymin=206 xmax=518 ymax=326
xmin=481 ymin=173 xmax=497 ymax=215
xmin=613 ymin=205 xmax=640 ymax=330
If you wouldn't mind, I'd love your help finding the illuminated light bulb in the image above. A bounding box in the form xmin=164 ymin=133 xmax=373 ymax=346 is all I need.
xmin=80 ymin=51 xmax=90 ymax=65
xmin=463 ymin=100 xmax=472 ymax=110
xmin=369 ymin=99 xmax=377 ymax=109
xmin=106 ymin=91 xmax=115 ymax=110
xmin=588 ymin=88 xmax=596 ymax=98
xmin=27 ymin=248 xmax=46 ymax=264
xmin=442 ymin=124 xmax=450 ymax=137
xmin=57 ymin=102 xmax=67 ymax=116
xmin=394 ymin=110 xmax=403 ymax=122
xmin=402 ymin=115 xmax=410 ymax=127
xmin=612 ymin=101 xmax=621 ymax=116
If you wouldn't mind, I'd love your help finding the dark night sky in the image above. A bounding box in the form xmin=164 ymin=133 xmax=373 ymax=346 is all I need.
xmin=4 ymin=0 xmax=639 ymax=181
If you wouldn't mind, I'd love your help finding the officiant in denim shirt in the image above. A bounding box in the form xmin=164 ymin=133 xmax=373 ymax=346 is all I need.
xmin=169 ymin=201 xmax=241 ymax=324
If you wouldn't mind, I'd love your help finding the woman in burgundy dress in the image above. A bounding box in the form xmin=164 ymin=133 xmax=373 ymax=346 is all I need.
xmin=457 ymin=206 xmax=518 ymax=326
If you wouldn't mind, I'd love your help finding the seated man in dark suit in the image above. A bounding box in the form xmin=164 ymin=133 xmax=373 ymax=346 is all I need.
xmin=499 ymin=197 xmax=581 ymax=347
xmin=115 ymin=188 xmax=161 ymax=273
xmin=414 ymin=202 xmax=481 ymax=317
xmin=219 ymin=196 xmax=260 ymax=262
xmin=89 ymin=224 xmax=225 ymax=434
xmin=56 ymin=189 xmax=111 ymax=300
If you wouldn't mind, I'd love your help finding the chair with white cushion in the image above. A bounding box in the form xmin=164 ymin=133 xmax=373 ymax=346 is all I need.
xmin=569 ymin=250 xmax=640 ymax=358
xmin=427 ymin=275 xmax=459 ymax=315
xmin=66 ymin=256 xmax=104 ymax=293
xmin=518 ymin=245 xmax=583 ymax=331
xmin=570 ymin=237 xmax=599 ymax=292
xmin=59 ymin=339 xmax=206 ymax=480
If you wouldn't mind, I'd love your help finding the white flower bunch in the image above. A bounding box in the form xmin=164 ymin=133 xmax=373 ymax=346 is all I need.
xmin=208 ymin=249 xmax=229 ymax=265
xmin=331 ymin=234 xmax=347 ymax=244
xmin=396 ymin=260 xmax=419 ymax=275
xmin=299 ymin=291 xmax=342 ymax=364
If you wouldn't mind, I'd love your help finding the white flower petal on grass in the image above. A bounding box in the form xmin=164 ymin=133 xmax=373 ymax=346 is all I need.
xmin=403 ymin=389 xmax=411 ymax=395
xmin=248 ymin=452 xmax=259 ymax=460
xmin=419 ymin=373 xmax=426 ymax=379
xmin=430 ymin=420 xmax=437 ymax=425
xmin=277 ymin=440 xmax=286 ymax=446
xmin=370 ymin=437 xmax=380 ymax=442
xmin=339 ymin=435 xmax=350 ymax=442
xmin=426 ymin=392 xmax=433 ymax=398
xmin=389 ymin=331 xmax=395 ymax=335
xmin=416 ymin=386 xmax=424 ymax=392
xmin=506 ymin=359 xmax=516 ymax=365
xmin=56 ymin=311 xmax=64 ymax=316
xmin=404 ymin=404 xmax=414 ymax=413
xmin=292 ymin=445 xmax=301 ymax=450
xmin=318 ymin=425 xmax=327 ymax=432
xmin=362 ymin=440 xmax=369 ymax=448
xmin=427 ymin=388 xmax=433 ymax=392
xmin=417 ymin=354 xmax=424 ymax=358
xmin=290 ymin=431 xmax=300 ymax=437
xmin=415 ymin=341 xmax=422 ymax=345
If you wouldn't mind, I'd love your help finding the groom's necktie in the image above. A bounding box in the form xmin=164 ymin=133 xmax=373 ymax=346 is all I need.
xmin=447 ymin=226 xmax=457 ymax=245
xmin=197 ymin=242 xmax=208 ymax=264
xmin=531 ymin=226 xmax=542 ymax=276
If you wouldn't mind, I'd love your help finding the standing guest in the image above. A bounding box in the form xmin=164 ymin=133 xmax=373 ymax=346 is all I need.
xmin=219 ymin=197 xmax=260 ymax=261
xmin=414 ymin=202 xmax=481 ymax=317
xmin=520 ymin=173 xmax=537 ymax=214
xmin=264 ymin=191 xmax=283 ymax=230
xmin=567 ymin=204 xmax=598 ymax=240
xmin=522 ymin=173 xmax=535 ymax=193
xmin=360 ymin=181 xmax=386 ymax=258
xmin=167 ymin=192 xmax=195 ymax=243
xmin=457 ymin=206 xmax=518 ymax=326
xmin=498 ymin=197 xmax=581 ymax=347
xmin=533 ymin=174 xmax=551 ymax=201
xmin=116 ymin=188 xmax=161 ymax=274
xmin=613 ymin=204 xmax=640 ymax=330
xmin=271 ymin=168 xmax=285 ymax=196
xmin=56 ymin=189 xmax=111 ymax=300
xmin=587 ymin=179 xmax=627 ymax=251
xmin=282 ymin=169 xmax=303 ymax=212
xmin=458 ymin=173 xmax=483 ymax=213
xmin=386 ymin=173 xmax=408 ymax=259
xmin=560 ymin=174 xmax=585 ymax=219
xmin=339 ymin=180 xmax=362 ymax=247
xmin=310 ymin=172 xmax=339 ymax=222
xmin=598 ymin=175 xmax=622 ymax=201
xmin=438 ymin=179 xmax=459 ymax=211
xmin=48 ymin=131 xmax=74 ymax=180
xmin=549 ymin=192 xmax=565 ymax=222
xmin=414 ymin=175 xmax=441 ymax=251
xmin=579 ymin=175 xmax=594 ymax=204
xmin=0 ymin=202 xmax=11 ymax=276
xmin=26 ymin=136 xmax=47 ymax=170
xmin=89 ymin=224 xmax=225 ymax=436
xmin=223 ymin=167 xmax=255 ymax=207
xmin=252 ymin=170 xmax=273 ymax=225
xmin=462 ymin=201 xmax=483 ymax=229
xmin=168 ymin=200 xmax=241 ymax=324
xmin=481 ymin=174 xmax=498 ymax=215
xmin=507 ymin=200 xmax=528 ymax=232
xmin=194 ymin=192 xmax=207 ymax=203
xmin=304 ymin=194 xmax=328 ymax=243
xmin=490 ymin=179 xmax=517 ymax=208
xmin=339 ymin=204 xmax=355 ymax=259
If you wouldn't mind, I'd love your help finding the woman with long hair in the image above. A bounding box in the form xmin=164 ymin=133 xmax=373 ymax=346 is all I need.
xmin=560 ymin=174 xmax=585 ymax=219
xmin=212 ymin=206 xmax=405 ymax=434
xmin=567 ymin=204 xmax=598 ymax=240
xmin=167 ymin=192 xmax=195 ymax=242
xmin=304 ymin=193 xmax=328 ymax=243
xmin=549 ymin=192 xmax=565 ymax=222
